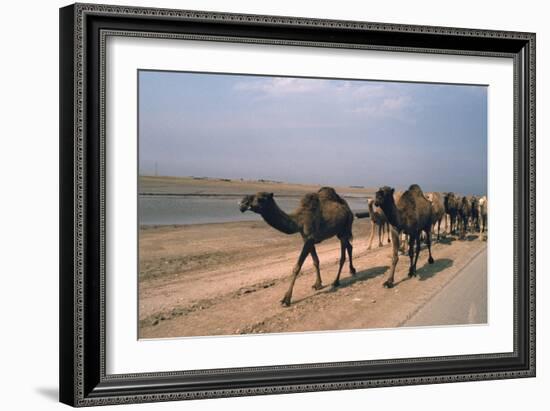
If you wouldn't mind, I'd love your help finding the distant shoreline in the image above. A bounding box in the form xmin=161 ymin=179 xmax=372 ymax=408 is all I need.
xmin=139 ymin=192 xmax=370 ymax=198
xmin=138 ymin=175 xmax=376 ymax=198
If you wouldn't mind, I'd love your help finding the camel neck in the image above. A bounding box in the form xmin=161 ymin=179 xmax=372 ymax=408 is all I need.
xmin=260 ymin=201 xmax=300 ymax=235
xmin=382 ymin=198 xmax=402 ymax=229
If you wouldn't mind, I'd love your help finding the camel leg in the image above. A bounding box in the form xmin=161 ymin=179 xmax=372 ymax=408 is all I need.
xmin=332 ymin=240 xmax=347 ymax=287
xmin=345 ymin=239 xmax=356 ymax=275
xmin=378 ymin=224 xmax=383 ymax=247
xmin=281 ymin=240 xmax=313 ymax=307
xmin=451 ymin=215 xmax=456 ymax=235
xmin=384 ymin=228 xmax=400 ymax=288
xmin=412 ymin=234 xmax=422 ymax=274
xmin=367 ymin=220 xmax=375 ymax=250
xmin=310 ymin=246 xmax=323 ymax=290
xmin=387 ymin=223 xmax=391 ymax=243
xmin=437 ymin=219 xmax=441 ymax=241
xmin=426 ymin=229 xmax=434 ymax=264
xmin=408 ymin=235 xmax=416 ymax=277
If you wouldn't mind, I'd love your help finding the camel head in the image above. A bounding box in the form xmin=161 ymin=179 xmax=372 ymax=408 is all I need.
xmin=374 ymin=186 xmax=394 ymax=208
xmin=239 ymin=192 xmax=274 ymax=214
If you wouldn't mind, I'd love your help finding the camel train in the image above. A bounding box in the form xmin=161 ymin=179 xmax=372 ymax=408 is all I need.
xmin=239 ymin=185 xmax=487 ymax=306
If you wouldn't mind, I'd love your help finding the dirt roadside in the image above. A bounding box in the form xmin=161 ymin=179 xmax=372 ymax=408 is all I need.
xmin=139 ymin=219 xmax=487 ymax=338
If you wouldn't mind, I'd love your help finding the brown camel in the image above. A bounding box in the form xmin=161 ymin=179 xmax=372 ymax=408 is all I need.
xmin=479 ymin=196 xmax=488 ymax=240
xmin=239 ymin=187 xmax=355 ymax=306
xmin=426 ymin=192 xmax=445 ymax=240
xmin=374 ymin=184 xmax=434 ymax=288
xmin=457 ymin=195 xmax=472 ymax=239
xmin=470 ymin=195 xmax=480 ymax=232
xmin=443 ymin=192 xmax=459 ymax=235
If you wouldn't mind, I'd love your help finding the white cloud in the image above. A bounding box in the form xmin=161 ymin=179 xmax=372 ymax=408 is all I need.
xmin=234 ymin=77 xmax=326 ymax=96
xmin=351 ymin=95 xmax=412 ymax=118
xmin=234 ymin=76 xmax=413 ymax=119
xmin=382 ymin=95 xmax=411 ymax=110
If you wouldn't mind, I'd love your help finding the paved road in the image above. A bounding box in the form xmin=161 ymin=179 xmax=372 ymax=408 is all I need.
xmin=404 ymin=247 xmax=487 ymax=327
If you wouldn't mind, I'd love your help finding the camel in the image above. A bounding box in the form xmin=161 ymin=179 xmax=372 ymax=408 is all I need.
xmin=426 ymin=192 xmax=445 ymax=241
xmin=470 ymin=195 xmax=480 ymax=232
xmin=355 ymin=199 xmax=391 ymax=249
xmin=374 ymin=184 xmax=434 ymax=288
xmin=457 ymin=195 xmax=472 ymax=239
xmin=479 ymin=196 xmax=488 ymax=239
xmin=443 ymin=192 xmax=459 ymax=235
xmin=239 ymin=187 xmax=355 ymax=306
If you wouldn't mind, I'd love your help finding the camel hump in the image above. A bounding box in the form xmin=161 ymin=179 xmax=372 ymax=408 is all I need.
xmin=300 ymin=192 xmax=321 ymax=211
xmin=318 ymin=186 xmax=346 ymax=204
xmin=408 ymin=184 xmax=425 ymax=196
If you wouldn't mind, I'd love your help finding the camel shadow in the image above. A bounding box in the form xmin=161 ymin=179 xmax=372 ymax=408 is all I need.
xmin=292 ymin=266 xmax=389 ymax=305
xmin=436 ymin=236 xmax=456 ymax=245
xmin=458 ymin=234 xmax=479 ymax=242
xmin=417 ymin=258 xmax=453 ymax=281
xmin=329 ymin=265 xmax=389 ymax=291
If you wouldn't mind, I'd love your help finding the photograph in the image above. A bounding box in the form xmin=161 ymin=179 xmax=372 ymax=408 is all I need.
xmin=57 ymin=2 xmax=536 ymax=406
xmin=137 ymin=70 xmax=489 ymax=339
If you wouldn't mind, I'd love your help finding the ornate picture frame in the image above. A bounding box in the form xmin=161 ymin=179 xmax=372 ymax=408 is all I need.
xmin=59 ymin=3 xmax=535 ymax=407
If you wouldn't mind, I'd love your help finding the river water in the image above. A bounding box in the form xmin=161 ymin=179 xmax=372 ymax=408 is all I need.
xmin=139 ymin=195 xmax=369 ymax=226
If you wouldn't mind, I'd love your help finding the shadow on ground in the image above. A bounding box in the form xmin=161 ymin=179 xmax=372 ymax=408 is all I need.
xmin=417 ymin=258 xmax=453 ymax=280
xmin=292 ymin=266 xmax=389 ymax=304
xmin=332 ymin=265 xmax=389 ymax=290
xmin=437 ymin=236 xmax=456 ymax=245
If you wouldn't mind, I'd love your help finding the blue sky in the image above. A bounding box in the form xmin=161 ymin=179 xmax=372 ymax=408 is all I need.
xmin=139 ymin=71 xmax=487 ymax=195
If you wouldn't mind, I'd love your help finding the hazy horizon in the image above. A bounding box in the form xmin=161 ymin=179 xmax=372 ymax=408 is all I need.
xmin=139 ymin=71 xmax=488 ymax=195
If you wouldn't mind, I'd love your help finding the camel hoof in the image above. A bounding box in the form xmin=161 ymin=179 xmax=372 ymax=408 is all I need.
xmin=408 ymin=270 xmax=417 ymax=278
xmin=428 ymin=256 xmax=434 ymax=264
xmin=312 ymin=282 xmax=323 ymax=290
xmin=383 ymin=280 xmax=394 ymax=288
xmin=367 ymin=246 xmax=372 ymax=251
xmin=332 ymin=280 xmax=340 ymax=288
xmin=280 ymin=297 xmax=291 ymax=307
xmin=350 ymin=267 xmax=356 ymax=275
xmin=378 ymin=243 xmax=383 ymax=248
